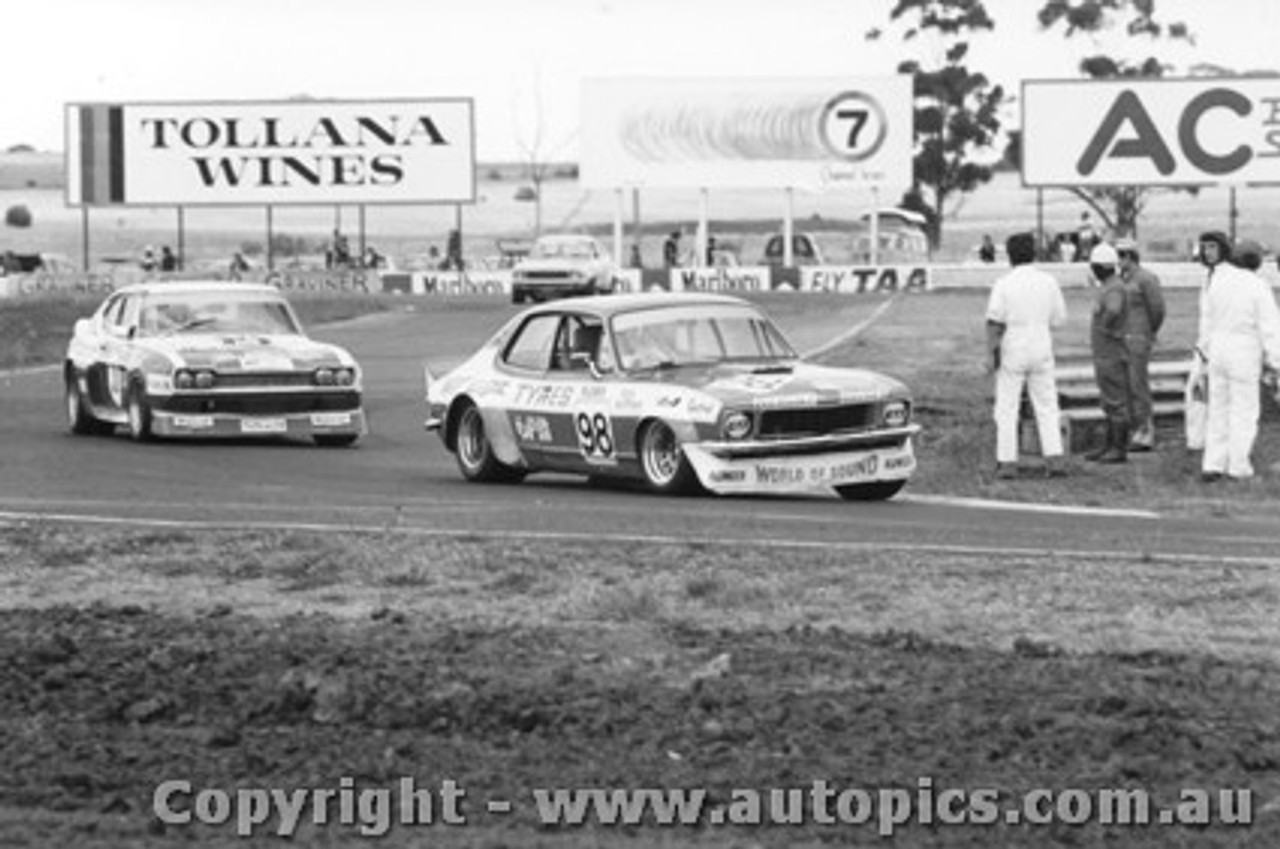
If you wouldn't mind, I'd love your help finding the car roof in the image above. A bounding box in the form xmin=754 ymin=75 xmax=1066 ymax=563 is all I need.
xmin=535 ymin=233 xmax=598 ymax=244
xmin=108 ymin=280 xmax=282 ymax=298
xmin=520 ymin=292 xmax=752 ymax=319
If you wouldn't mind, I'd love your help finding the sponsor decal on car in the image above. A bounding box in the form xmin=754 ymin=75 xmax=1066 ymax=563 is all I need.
xmin=512 ymin=414 xmax=553 ymax=444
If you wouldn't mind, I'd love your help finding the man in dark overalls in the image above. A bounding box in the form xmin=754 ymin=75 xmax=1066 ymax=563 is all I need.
xmin=1088 ymin=242 xmax=1132 ymax=463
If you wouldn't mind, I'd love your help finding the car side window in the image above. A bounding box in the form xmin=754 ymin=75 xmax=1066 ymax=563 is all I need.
xmin=502 ymin=314 xmax=561 ymax=371
xmin=99 ymin=295 xmax=124 ymax=328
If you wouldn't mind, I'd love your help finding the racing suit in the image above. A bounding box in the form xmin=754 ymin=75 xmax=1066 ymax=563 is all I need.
xmin=1090 ymin=272 xmax=1131 ymax=460
xmin=1197 ymin=263 xmax=1280 ymax=478
xmin=986 ymin=264 xmax=1067 ymax=465
xmin=1122 ymin=264 xmax=1166 ymax=448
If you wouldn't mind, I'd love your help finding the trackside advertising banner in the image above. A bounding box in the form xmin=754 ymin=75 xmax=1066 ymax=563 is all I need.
xmin=1022 ymin=77 xmax=1280 ymax=187
xmin=580 ymin=77 xmax=913 ymax=190
xmin=65 ymin=99 xmax=476 ymax=206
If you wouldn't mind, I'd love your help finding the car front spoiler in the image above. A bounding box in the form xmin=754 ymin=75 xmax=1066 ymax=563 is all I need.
xmin=695 ymin=424 xmax=920 ymax=459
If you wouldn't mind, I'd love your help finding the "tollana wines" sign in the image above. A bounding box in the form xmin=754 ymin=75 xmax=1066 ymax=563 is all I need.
xmin=66 ymin=99 xmax=476 ymax=206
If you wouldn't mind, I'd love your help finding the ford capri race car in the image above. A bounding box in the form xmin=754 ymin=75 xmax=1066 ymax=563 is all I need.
xmin=424 ymin=293 xmax=919 ymax=499
xmin=64 ymin=281 xmax=366 ymax=445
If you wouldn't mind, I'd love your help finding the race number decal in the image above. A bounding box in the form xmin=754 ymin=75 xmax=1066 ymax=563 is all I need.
xmin=819 ymin=91 xmax=888 ymax=163
xmin=574 ymin=408 xmax=616 ymax=463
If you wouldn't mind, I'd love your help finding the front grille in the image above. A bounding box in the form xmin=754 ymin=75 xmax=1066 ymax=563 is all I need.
xmin=213 ymin=372 xmax=316 ymax=388
xmin=757 ymin=403 xmax=878 ymax=439
xmin=157 ymin=391 xmax=360 ymax=415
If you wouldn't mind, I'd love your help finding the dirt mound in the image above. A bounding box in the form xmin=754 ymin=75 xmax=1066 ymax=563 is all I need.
xmin=1 ymin=606 xmax=1277 ymax=847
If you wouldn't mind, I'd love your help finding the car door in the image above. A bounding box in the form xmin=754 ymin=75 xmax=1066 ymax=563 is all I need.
xmin=98 ymin=293 xmax=139 ymax=413
xmin=498 ymin=311 xmax=621 ymax=475
xmin=81 ymin=294 xmax=127 ymax=411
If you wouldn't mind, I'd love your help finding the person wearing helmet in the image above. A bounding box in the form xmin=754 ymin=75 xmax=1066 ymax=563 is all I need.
xmin=1115 ymin=238 xmax=1166 ymax=451
xmin=1088 ymin=242 xmax=1133 ymax=463
xmin=985 ymin=231 xmax=1069 ymax=479
xmin=1196 ymin=233 xmax=1280 ymax=480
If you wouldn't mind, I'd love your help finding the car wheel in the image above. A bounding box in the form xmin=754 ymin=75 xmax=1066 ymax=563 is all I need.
xmin=512 ymin=289 xmax=525 ymax=305
xmin=65 ymin=373 xmax=111 ymax=436
xmin=835 ymin=480 xmax=907 ymax=501
xmin=314 ymin=434 xmax=359 ymax=448
xmin=637 ymin=419 xmax=699 ymax=495
xmin=454 ymin=402 xmax=524 ymax=483
xmin=125 ymin=382 xmax=154 ymax=443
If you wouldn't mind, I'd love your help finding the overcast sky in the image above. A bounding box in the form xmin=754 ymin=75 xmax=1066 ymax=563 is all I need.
xmin=8 ymin=0 xmax=1277 ymax=159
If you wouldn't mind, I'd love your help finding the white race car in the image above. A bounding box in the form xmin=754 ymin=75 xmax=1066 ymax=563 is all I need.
xmin=64 ymin=281 xmax=366 ymax=445
xmin=425 ymin=293 xmax=919 ymax=499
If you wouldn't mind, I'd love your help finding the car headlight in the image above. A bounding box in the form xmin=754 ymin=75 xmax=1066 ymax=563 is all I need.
xmin=174 ymin=369 xmax=195 ymax=390
xmin=721 ymin=410 xmax=754 ymax=441
xmin=883 ymin=400 xmax=909 ymax=428
xmin=194 ymin=370 xmax=215 ymax=389
xmin=334 ymin=367 xmax=356 ymax=387
xmin=314 ymin=368 xmax=335 ymax=386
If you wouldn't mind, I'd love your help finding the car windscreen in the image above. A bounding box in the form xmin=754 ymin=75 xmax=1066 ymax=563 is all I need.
xmin=138 ymin=292 xmax=301 ymax=337
xmin=532 ymin=240 xmax=593 ymax=259
xmin=610 ymin=304 xmax=797 ymax=370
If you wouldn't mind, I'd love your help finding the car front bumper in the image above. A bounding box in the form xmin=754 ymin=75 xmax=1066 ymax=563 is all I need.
xmin=682 ymin=439 xmax=916 ymax=495
xmin=150 ymin=408 xmax=366 ymax=438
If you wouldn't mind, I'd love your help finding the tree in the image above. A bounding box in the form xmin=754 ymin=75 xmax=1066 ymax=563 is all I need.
xmin=1036 ymin=0 xmax=1195 ymax=238
xmin=868 ymin=0 xmax=1005 ymax=252
xmin=511 ymin=67 xmax=576 ymax=238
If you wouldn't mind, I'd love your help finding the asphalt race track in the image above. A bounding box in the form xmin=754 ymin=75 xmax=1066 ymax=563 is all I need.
xmin=3 ymin=300 xmax=1280 ymax=564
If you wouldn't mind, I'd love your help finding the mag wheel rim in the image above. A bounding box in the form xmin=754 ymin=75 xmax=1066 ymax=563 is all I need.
xmin=641 ymin=422 xmax=681 ymax=486
xmin=457 ymin=407 xmax=486 ymax=470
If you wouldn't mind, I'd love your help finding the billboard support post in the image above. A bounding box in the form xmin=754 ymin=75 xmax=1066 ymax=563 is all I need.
xmin=783 ymin=188 xmax=794 ymax=268
xmin=612 ymin=189 xmax=624 ymax=271
xmin=697 ymin=188 xmax=709 ymax=268
xmin=80 ymin=208 xmax=90 ymax=273
xmin=870 ymin=185 xmax=881 ymax=267
xmin=266 ymin=205 xmax=274 ymax=272
xmin=631 ymin=188 xmax=642 ymax=269
xmin=176 ymin=206 xmax=185 ymax=270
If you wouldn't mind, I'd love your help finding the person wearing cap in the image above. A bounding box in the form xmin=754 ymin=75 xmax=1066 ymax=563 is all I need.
xmin=985 ymin=231 xmax=1069 ymax=479
xmin=1115 ymin=238 xmax=1166 ymax=451
xmin=1196 ymin=232 xmax=1280 ymax=480
xmin=1087 ymin=242 xmax=1133 ymax=463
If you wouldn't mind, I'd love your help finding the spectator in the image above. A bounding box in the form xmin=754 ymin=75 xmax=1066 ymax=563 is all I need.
xmin=140 ymin=245 xmax=157 ymax=273
xmin=979 ymin=234 xmax=996 ymax=263
xmin=1116 ymin=238 xmax=1166 ymax=451
xmin=229 ymin=252 xmax=250 ymax=280
xmin=1196 ymin=233 xmax=1280 ymax=481
xmin=445 ymin=229 xmax=463 ymax=270
xmin=1076 ymin=212 xmax=1099 ymax=260
xmin=1086 ymin=243 xmax=1132 ymax=464
xmin=985 ymin=231 xmax=1069 ymax=479
xmin=159 ymin=246 xmax=178 ymax=272
xmin=663 ymin=230 xmax=681 ymax=269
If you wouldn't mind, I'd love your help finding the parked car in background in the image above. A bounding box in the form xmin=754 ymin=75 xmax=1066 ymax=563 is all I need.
xmin=63 ymin=281 xmax=366 ymax=446
xmin=424 ymin=293 xmax=918 ymax=500
xmin=760 ymin=233 xmax=825 ymax=267
xmin=510 ymin=234 xmax=616 ymax=304
xmin=851 ymin=208 xmax=930 ymax=264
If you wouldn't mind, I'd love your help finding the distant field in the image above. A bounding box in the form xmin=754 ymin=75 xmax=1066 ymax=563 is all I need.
xmin=6 ymin=152 xmax=1280 ymax=271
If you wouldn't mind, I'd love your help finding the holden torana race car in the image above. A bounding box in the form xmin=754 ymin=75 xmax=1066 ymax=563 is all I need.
xmin=424 ymin=293 xmax=918 ymax=499
xmin=64 ymin=281 xmax=366 ymax=445
xmin=510 ymin=234 xmax=616 ymax=304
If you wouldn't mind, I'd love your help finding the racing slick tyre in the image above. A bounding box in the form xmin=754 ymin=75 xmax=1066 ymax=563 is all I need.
xmin=125 ymin=381 xmax=154 ymax=443
xmin=637 ymin=419 xmax=700 ymax=495
xmin=314 ymin=434 xmax=360 ymax=448
xmin=454 ymin=402 xmax=525 ymax=483
xmin=65 ymin=372 xmax=112 ymax=436
xmin=835 ymin=480 xmax=906 ymax=501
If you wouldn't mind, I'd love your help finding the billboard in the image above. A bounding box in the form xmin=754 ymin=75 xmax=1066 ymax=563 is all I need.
xmin=1022 ymin=77 xmax=1280 ymax=187
xmin=580 ymin=77 xmax=913 ymax=190
xmin=65 ymin=98 xmax=476 ymax=206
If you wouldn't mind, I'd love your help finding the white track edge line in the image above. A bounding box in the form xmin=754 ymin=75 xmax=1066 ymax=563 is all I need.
xmin=2 ymin=508 xmax=1277 ymax=568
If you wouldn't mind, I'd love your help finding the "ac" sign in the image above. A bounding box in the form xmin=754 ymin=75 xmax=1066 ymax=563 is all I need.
xmin=1022 ymin=78 xmax=1280 ymax=187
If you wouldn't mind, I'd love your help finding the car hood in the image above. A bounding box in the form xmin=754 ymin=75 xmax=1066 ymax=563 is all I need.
xmin=139 ymin=333 xmax=351 ymax=372
xmin=633 ymin=360 xmax=908 ymax=408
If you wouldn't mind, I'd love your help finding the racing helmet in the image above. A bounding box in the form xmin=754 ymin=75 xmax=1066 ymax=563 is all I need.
xmin=1232 ymin=239 xmax=1265 ymax=271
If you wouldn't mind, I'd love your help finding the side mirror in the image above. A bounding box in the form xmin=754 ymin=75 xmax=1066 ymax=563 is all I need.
xmin=73 ymin=318 xmax=90 ymax=338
